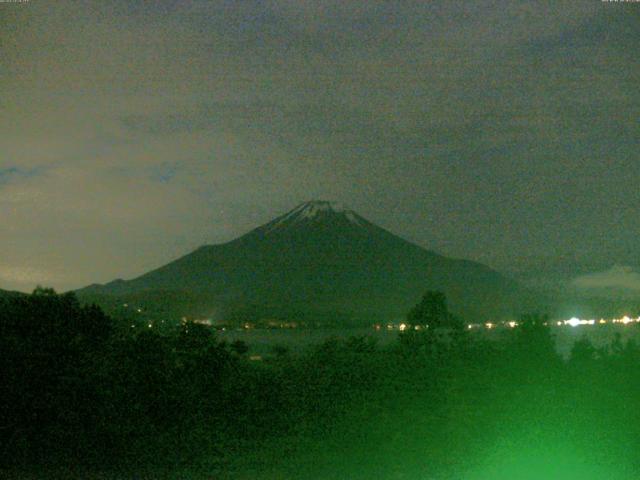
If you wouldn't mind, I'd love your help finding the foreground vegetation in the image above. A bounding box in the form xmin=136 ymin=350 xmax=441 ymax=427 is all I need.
xmin=2 ymin=289 xmax=640 ymax=479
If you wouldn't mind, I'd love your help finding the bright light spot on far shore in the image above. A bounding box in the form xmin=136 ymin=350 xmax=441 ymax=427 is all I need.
xmin=566 ymin=318 xmax=581 ymax=327
xmin=561 ymin=315 xmax=639 ymax=327
xmin=399 ymin=323 xmax=407 ymax=332
xmin=565 ymin=318 xmax=596 ymax=327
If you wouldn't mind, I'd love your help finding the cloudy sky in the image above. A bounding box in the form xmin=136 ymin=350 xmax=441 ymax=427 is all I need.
xmin=1 ymin=0 xmax=638 ymax=292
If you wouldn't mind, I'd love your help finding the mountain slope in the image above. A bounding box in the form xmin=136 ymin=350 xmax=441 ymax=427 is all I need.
xmin=78 ymin=201 xmax=525 ymax=324
xmin=0 ymin=288 xmax=22 ymax=297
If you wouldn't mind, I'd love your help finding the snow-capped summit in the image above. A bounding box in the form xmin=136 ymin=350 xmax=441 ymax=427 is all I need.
xmin=296 ymin=200 xmax=350 ymax=216
xmin=263 ymin=200 xmax=364 ymax=233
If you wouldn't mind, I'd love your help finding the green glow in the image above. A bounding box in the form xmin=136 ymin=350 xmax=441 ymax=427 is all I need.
xmin=466 ymin=436 xmax=629 ymax=480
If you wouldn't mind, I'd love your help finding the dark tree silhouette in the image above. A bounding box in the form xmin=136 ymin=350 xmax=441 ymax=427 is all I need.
xmin=512 ymin=312 xmax=559 ymax=369
xmin=271 ymin=344 xmax=290 ymax=358
xmin=230 ymin=339 xmax=249 ymax=355
xmin=407 ymin=290 xmax=461 ymax=330
xmin=0 ymin=288 xmax=114 ymax=466
xmin=570 ymin=336 xmax=597 ymax=364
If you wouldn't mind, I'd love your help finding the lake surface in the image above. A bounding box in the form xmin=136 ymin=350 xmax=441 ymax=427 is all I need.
xmin=217 ymin=324 xmax=640 ymax=359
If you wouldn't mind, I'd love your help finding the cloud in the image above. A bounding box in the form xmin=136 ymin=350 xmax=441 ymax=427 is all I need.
xmin=0 ymin=166 xmax=44 ymax=186
xmin=573 ymin=266 xmax=640 ymax=292
xmin=0 ymin=266 xmax=61 ymax=289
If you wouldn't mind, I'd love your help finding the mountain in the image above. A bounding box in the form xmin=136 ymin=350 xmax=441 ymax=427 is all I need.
xmin=77 ymin=201 xmax=526 ymax=325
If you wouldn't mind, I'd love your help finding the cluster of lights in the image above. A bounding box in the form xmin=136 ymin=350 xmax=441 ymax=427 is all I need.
xmin=467 ymin=321 xmax=516 ymax=330
xmin=612 ymin=315 xmax=640 ymax=325
xmin=464 ymin=316 xmax=640 ymax=330
xmin=562 ymin=316 xmax=640 ymax=327
xmin=378 ymin=323 xmax=427 ymax=332
xmin=122 ymin=303 xmax=144 ymax=313
xmin=380 ymin=316 xmax=640 ymax=332
xmin=130 ymin=322 xmax=154 ymax=329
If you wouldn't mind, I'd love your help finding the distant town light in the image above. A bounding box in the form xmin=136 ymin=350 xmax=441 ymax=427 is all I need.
xmin=565 ymin=318 xmax=581 ymax=327
xmin=194 ymin=318 xmax=212 ymax=326
xmin=564 ymin=317 xmax=596 ymax=327
xmin=399 ymin=323 xmax=407 ymax=332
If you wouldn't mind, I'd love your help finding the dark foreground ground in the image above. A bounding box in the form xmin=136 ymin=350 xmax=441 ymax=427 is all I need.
xmin=2 ymin=291 xmax=640 ymax=479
